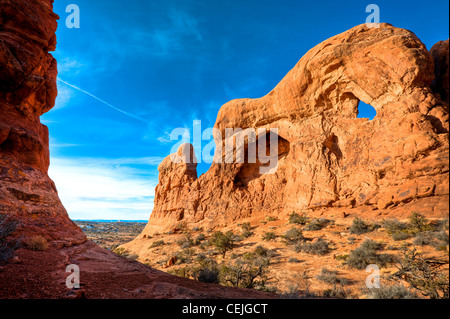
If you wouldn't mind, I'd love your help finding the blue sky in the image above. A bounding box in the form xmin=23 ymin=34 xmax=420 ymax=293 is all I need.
xmin=42 ymin=0 xmax=449 ymax=220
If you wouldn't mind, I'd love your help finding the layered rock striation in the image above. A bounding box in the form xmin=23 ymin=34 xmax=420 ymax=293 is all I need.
xmin=134 ymin=24 xmax=449 ymax=239
xmin=0 ymin=0 xmax=272 ymax=299
xmin=0 ymin=0 xmax=85 ymax=244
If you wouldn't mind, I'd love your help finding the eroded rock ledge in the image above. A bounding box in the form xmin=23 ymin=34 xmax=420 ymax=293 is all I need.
xmin=133 ymin=24 xmax=449 ymax=238
xmin=0 ymin=0 xmax=272 ymax=299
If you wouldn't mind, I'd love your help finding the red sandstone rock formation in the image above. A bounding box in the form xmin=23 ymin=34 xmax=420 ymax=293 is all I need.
xmin=0 ymin=0 xmax=272 ymax=299
xmin=0 ymin=0 xmax=85 ymax=244
xmin=131 ymin=24 xmax=449 ymax=240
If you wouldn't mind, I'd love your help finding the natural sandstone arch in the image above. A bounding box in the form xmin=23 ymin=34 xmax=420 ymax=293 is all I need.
xmin=123 ymin=23 xmax=449 ymax=243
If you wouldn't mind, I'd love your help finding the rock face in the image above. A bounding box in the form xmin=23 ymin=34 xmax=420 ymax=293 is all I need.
xmin=0 ymin=0 xmax=272 ymax=299
xmin=134 ymin=24 xmax=449 ymax=238
xmin=430 ymin=39 xmax=449 ymax=104
xmin=0 ymin=0 xmax=85 ymax=244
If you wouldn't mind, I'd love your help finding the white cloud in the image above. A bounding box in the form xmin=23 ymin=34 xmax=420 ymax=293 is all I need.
xmin=48 ymin=157 xmax=161 ymax=220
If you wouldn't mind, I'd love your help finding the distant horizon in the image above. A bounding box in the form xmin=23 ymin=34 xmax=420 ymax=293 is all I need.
xmin=73 ymin=219 xmax=148 ymax=223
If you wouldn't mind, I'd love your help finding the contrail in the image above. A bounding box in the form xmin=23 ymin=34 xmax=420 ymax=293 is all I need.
xmin=57 ymin=78 xmax=149 ymax=124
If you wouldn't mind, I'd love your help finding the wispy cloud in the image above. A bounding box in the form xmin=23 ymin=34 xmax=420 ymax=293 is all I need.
xmin=57 ymin=78 xmax=150 ymax=124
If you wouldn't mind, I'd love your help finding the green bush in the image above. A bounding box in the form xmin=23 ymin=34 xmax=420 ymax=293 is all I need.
xmin=363 ymin=284 xmax=419 ymax=299
xmin=282 ymin=228 xmax=306 ymax=245
xmin=211 ymin=231 xmax=234 ymax=258
xmin=176 ymin=248 xmax=196 ymax=264
xmin=194 ymin=233 xmax=206 ymax=245
xmin=240 ymin=222 xmax=253 ymax=238
xmin=409 ymin=212 xmax=433 ymax=233
xmin=262 ymin=231 xmax=277 ymax=241
xmin=305 ymin=218 xmax=332 ymax=231
xmin=413 ymin=232 xmax=434 ymax=246
xmin=295 ymin=238 xmax=330 ymax=255
xmin=149 ymin=240 xmax=165 ymax=248
xmin=382 ymin=213 xmax=434 ymax=241
xmin=349 ymin=217 xmax=379 ymax=235
xmin=346 ymin=239 xmax=396 ymax=269
xmin=316 ymin=268 xmax=349 ymax=285
xmin=289 ymin=213 xmax=309 ymax=225
xmin=254 ymin=245 xmax=272 ymax=258
xmin=177 ymin=235 xmax=194 ymax=249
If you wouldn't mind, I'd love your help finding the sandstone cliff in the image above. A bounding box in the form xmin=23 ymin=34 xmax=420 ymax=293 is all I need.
xmin=129 ymin=24 xmax=449 ymax=241
xmin=0 ymin=0 xmax=271 ymax=299
xmin=0 ymin=0 xmax=85 ymax=245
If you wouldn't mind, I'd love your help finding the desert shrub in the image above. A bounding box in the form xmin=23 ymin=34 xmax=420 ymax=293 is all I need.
xmin=24 ymin=235 xmax=49 ymax=251
xmin=211 ymin=231 xmax=234 ymax=258
xmin=219 ymin=252 xmax=271 ymax=290
xmin=322 ymin=285 xmax=350 ymax=298
xmin=408 ymin=212 xmax=433 ymax=233
xmin=289 ymin=213 xmax=309 ymax=225
xmin=388 ymin=249 xmax=449 ymax=299
xmin=0 ymin=214 xmax=20 ymax=264
xmin=364 ymin=284 xmax=419 ymax=299
xmin=262 ymin=231 xmax=277 ymax=241
xmin=349 ymin=217 xmax=379 ymax=235
xmin=282 ymin=228 xmax=306 ymax=245
xmin=176 ymin=248 xmax=196 ymax=264
xmin=295 ymin=238 xmax=330 ymax=255
xmin=383 ymin=213 xmax=434 ymax=241
xmin=382 ymin=219 xmax=409 ymax=234
xmin=240 ymin=222 xmax=253 ymax=238
xmin=305 ymin=218 xmax=332 ymax=231
xmin=241 ymin=222 xmax=251 ymax=232
xmin=391 ymin=231 xmax=414 ymax=241
xmin=433 ymin=218 xmax=449 ymax=231
xmin=177 ymin=235 xmax=194 ymax=249
xmin=335 ymin=254 xmax=349 ymax=262
xmin=413 ymin=232 xmax=435 ymax=246
xmin=113 ymin=247 xmax=127 ymax=256
xmin=197 ymin=267 xmax=220 ymax=284
xmin=191 ymin=255 xmax=220 ymax=283
xmin=241 ymin=230 xmax=253 ymax=238
xmin=316 ymin=268 xmax=349 ymax=286
xmin=194 ymin=233 xmax=206 ymax=245
xmin=149 ymin=240 xmax=165 ymax=248
xmin=265 ymin=216 xmax=277 ymax=222
xmin=433 ymin=231 xmax=449 ymax=245
xmin=382 ymin=219 xmax=414 ymax=241
xmin=254 ymin=245 xmax=272 ymax=258
xmin=346 ymin=239 xmax=396 ymax=269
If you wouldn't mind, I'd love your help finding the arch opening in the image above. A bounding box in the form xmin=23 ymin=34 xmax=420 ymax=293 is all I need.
xmin=357 ymin=100 xmax=377 ymax=120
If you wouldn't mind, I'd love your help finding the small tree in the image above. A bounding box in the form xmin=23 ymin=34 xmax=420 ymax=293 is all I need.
xmin=211 ymin=231 xmax=234 ymax=258
xmin=388 ymin=248 xmax=449 ymax=299
xmin=219 ymin=252 xmax=271 ymax=289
